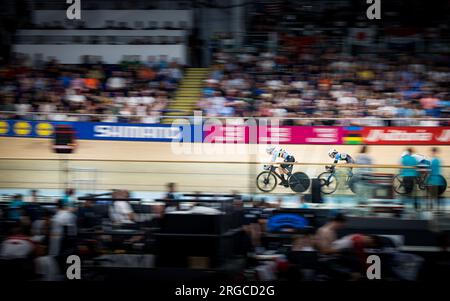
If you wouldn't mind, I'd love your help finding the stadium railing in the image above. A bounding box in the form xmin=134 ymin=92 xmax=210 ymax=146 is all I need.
xmin=0 ymin=158 xmax=448 ymax=197
xmin=1 ymin=111 xmax=449 ymax=126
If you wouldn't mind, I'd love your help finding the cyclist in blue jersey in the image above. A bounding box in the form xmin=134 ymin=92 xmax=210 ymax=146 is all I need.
xmin=327 ymin=148 xmax=355 ymax=175
xmin=328 ymin=149 xmax=355 ymax=164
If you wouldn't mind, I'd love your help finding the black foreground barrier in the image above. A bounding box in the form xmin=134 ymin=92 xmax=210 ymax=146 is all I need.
xmin=340 ymin=216 xmax=435 ymax=246
xmin=1 ymin=195 xmax=448 ymax=282
xmin=154 ymin=198 xmax=244 ymax=269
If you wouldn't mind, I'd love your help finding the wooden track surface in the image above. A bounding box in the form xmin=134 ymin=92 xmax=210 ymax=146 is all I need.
xmin=0 ymin=137 xmax=449 ymax=194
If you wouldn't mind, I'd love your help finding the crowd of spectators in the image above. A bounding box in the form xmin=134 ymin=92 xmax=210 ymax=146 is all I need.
xmin=1 ymin=48 xmax=449 ymax=125
xmin=0 ymin=55 xmax=184 ymax=123
xmin=0 ymin=188 xmax=150 ymax=280
xmin=2 ymin=38 xmax=450 ymax=125
xmin=199 ymin=48 xmax=450 ymax=126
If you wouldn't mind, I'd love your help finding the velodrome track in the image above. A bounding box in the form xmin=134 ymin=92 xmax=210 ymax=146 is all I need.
xmin=0 ymin=137 xmax=449 ymax=195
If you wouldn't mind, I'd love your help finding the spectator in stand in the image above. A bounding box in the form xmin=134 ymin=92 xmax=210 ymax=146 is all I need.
xmin=1 ymin=222 xmax=35 ymax=259
xmin=84 ymin=75 xmax=100 ymax=91
xmin=8 ymin=194 xmax=25 ymax=222
xmin=77 ymin=199 xmax=99 ymax=229
xmin=24 ymin=189 xmax=42 ymax=222
xmin=330 ymin=233 xmax=385 ymax=279
xmin=167 ymin=61 xmax=183 ymax=83
xmin=205 ymin=90 xmax=227 ymax=117
xmin=0 ymin=222 xmax=36 ymax=280
xmin=109 ymin=190 xmax=136 ymax=225
xmin=65 ymin=88 xmax=86 ymax=104
xmin=106 ymin=71 xmax=126 ymax=91
xmin=62 ymin=188 xmax=76 ymax=210
xmin=70 ymin=73 xmax=85 ymax=91
xmin=164 ymin=182 xmax=182 ymax=211
xmin=315 ymin=213 xmax=347 ymax=254
xmin=49 ymin=199 xmax=77 ymax=257
xmin=298 ymin=195 xmax=309 ymax=209
xmin=31 ymin=209 xmax=52 ymax=245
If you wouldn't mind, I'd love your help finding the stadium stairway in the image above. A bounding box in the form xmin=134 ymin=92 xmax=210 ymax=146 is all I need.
xmin=162 ymin=68 xmax=208 ymax=124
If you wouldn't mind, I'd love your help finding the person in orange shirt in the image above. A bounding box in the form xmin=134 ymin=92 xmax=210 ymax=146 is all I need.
xmin=84 ymin=77 xmax=99 ymax=91
xmin=318 ymin=77 xmax=332 ymax=89
xmin=138 ymin=66 xmax=155 ymax=81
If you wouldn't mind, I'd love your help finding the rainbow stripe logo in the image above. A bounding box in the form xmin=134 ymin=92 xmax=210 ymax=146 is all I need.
xmin=343 ymin=126 xmax=363 ymax=144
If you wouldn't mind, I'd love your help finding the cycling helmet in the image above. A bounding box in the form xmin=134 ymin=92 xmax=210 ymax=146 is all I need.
xmin=266 ymin=145 xmax=276 ymax=155
xmin=328 ymin=148 xmax=338 ymax=158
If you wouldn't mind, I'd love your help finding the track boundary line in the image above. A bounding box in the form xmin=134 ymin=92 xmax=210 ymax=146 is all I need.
xmin=0 ymin=157 xmax=447 ymax=168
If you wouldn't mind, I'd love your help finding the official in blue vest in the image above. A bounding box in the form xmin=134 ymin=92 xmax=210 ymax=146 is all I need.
xmin=400 ymin=148 xmax=419 ymax=210
xmin=427 ymin=147 xmax=444 ymax=212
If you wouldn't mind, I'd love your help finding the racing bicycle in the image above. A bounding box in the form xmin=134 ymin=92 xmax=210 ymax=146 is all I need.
xmin=393 ymin=173 xmax=447 ymax=196
xmin=317 ymin=165 xmax=357 ymax=194
xmin=256 ymin=165 xmax=310 ymax=193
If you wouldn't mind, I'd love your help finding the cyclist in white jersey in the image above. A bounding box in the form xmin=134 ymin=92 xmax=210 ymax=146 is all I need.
xmin=265 ymin=146 xmax=296 ymax=186
xmin=401 ymin=152 xmax=431 ymax=167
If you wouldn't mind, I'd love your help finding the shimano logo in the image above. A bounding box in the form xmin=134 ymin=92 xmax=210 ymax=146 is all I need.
xmin=94 ymin=125 xmax=181 ymax=139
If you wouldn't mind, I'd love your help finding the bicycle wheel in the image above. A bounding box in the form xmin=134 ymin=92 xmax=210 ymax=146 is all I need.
xmin=256 ymin=171 xmax=278 ymax=192
xmin=438 ymin=175 xmax=447 ymax=195
xmin=417 ymin=176 xmax=427 ymax=190
xmin=288 ymin=172 xmax=310 ymax=193
xmin=318 ymin=172 xmax=338 ymax=194
xmin=348 ymin=175 xmax=358 ymax=194
xmin=393 ymin=175 xmax=412 ymax=195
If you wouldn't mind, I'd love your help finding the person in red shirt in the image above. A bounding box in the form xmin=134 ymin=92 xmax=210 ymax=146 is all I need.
xmin=331 ymin=233 xmax=383 ymax=277
xmin=0 ymin=222 xmax=36 ymax=280
xmin=1 ymin=222 xmax=35 ymax=259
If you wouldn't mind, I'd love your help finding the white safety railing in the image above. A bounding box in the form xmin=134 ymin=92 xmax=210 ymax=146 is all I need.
xmin=1 ymin=111 xmax=449 ymax=125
